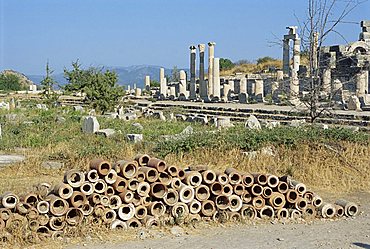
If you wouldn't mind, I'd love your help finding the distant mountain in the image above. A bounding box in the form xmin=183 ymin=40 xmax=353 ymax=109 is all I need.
xmin=27 ymin=65 xmax=190 ymax=89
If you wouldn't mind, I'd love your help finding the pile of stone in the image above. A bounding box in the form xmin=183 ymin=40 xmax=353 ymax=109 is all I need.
xmin=0 ymin=155 xmax=359 ymax=242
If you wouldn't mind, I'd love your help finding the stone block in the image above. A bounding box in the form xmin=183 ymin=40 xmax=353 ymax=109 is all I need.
xmin=95 ymin=128 xmax=116 ymax=137
xmin=82 ymin=116 xmax=100 ymax=134
xmin=216 ymin=117 xmax=233 ymax=129
xmin=119 ymin=113 xmax=137 ymax=121
xmin=132 ymin=123 xmax=144 ymax=130
xmin=245 ymin=115 xmax=261 ymax=130
xmin=73 ymin=105 xmax=84 ymax=112
xmin=0 ymin=155 xmax=25 ymax=165
xmin=41 ymin=161 xmax=64 ymax=170
xmin=347 ymin=96 xmax=361 ymax=111
xmin=126 ymin=134 xmax=143 ymax=143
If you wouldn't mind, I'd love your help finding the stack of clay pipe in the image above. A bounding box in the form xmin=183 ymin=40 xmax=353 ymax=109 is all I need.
xmin=0 ymin=155 xmax=359 ymax=241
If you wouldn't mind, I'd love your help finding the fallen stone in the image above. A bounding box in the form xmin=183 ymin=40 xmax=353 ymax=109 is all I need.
xmin=126 ymin=134 xmax=143 ymax=143
xmin=290 ymin=119 xmax=306 ymax=127
xmin=132 ymin=123 xmax=144 ymax=130
xmin=175 ymin=114 xmax=186 ymax=121
xmin=104 ymin=112 xmax=118 ymax=119
xmin=216 ymin=117 xmax=233 ymax=129
xmin=73 ymin=105 xmax=84 ymax=112
xmin=347 ymin=96 xmax=361 ymax=111
xmin=95 ymin=129 xmax=116 ymax=137
xmin=82 ymin=116 xmax=100 ymax=134
xmin=153 ymin=111 xmax=166 ymax=121
xmin=119 ymin=113 xmax=137 ymax=121
xmin=55 ymin=116 xmax=66 ymax=124
xmin=180 ymin=126 xmax=193 ymax=135
xmin=36 ymin=104 xmax=48 ymax=110
xmin=0 ymin=155 xmax=25 ymax=165
xmin=41 ymin=161 xmax=64 ymax=170
xmin=266 ymin=121 xmax=281 ymax=129
xmin=245 ymin=115 xmax=261 ymax=130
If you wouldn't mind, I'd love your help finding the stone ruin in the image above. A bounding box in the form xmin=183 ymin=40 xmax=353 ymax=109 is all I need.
xmin=128 ymin=20 xmax=369 ymax=111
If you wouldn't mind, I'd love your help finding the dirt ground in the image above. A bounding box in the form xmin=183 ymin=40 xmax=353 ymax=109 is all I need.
xmin=67 ymin=192 xmax=370 ymax=249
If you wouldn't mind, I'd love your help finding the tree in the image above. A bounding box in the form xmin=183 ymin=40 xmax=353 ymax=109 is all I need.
xmin=40 ymin=62 xmax=59 ymax=106
xmin=63 ymin=61 xmax=124 ymax=113
xmin=298 ymin=0 xmax=364 ymax=122
xmin=171 ymin=66 xmax=180 ymax=82
xmin=150 ymin=80 xmax=160 ymax=88
xmin=219 ymin=58 xmax=234 ymax=70
xmin=0 ymin=73 xmax=23 ymax=91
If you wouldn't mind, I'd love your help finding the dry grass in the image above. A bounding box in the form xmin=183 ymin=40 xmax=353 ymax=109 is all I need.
xmin=220 ymin=60 xmax=283 ymax=76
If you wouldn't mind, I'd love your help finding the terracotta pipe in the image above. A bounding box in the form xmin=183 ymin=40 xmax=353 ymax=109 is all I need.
xmin=195 ymin=185 xmax=210 ymax=202
xmin=242 ymin=191 xmax=252 ymax=204
xmin=90 ymin=158 xmax=112 ymax=176
xmin=93 ymin=180 xmax=108 ymax=194
xmin=51 ymin=231 xmax=64 ymax=240
xmin=38 ymin=214 xmax=49 ymax=226
xmin=171 ymin=202 xmax=190 ymax=218
xmin=37 ymin=201 xmax=49 ymax=214
xmin=212 ymin=210 xmax=229 ymax=223
xmin=167 ymin=165 xmax=179 ymax=177
xmin=222 ymin=184 xmax=233 ymax=197
xmin=277 ymin=208 xmax=289 ymax=219
xmin=93 ymin=205 xmax=105 ymax=217
xmin=303 ymin=191 xmax=314 ymax=202
xmin=148 ymin=201 xmax=166 ymax=217
xmin=134 ymin=154 xmax=150 ymax=166
xmin=312 ymin=194 xmax=323 ymax=207
xmin=137 ymin=182 xmax=150 ymax=197
xmin=119 ymin=190 xmax=134 ymax=204
xmin=277 ymin=181 xmax=289 ymax=194
xmin=144 ymin=216 xmax=160 ymax=228
xmin=267 ymin=174 xmax=279 ymax=188
xmin=150 ymin=182 xmax=167 ymax=199
xmin=295 ymin=198 xmax=308 ymax=211
xmin=289 ymin=179 xmax=307 ymax=195
xmin=88 ymin=193 xmax=101 ymax=206
xmin=69 ymin=191 xmax=87 ymax=208
xmin=252 ymin=196 xmax=265 ymax=210
xmin=189 ymin=199 xmax=202 ymax=214
xmin=177 ymin=169 xmax=186 ymax=180
xmin=262 ymin=187 xmax=273 ymax=199
xmin=242 ymin=173 xmax=254 ymax=187
xmin=36 ymin=226 xmax=51 ymax=238
xmin=127 ymin=218 xmax=142 ymax=228
xmin=110 ymin=219 xmax=127 ymax=229
xmin=225 ymin=168 xmax=242 ymax=185
xmin=184 ymin=171 xmax=202 ymax=187
xmin=240 ymin=204 xmax=257 ymax=220
xmin=102 ymin=209 xmax=117 ymax=224
xmin=112 ymin=177 xmax=128 ymax=193
xmin=46 ymin=195 xmax=69 ymax=216
xmin=64 ymin=169 xmax=85 ymax=188
xmin=268 ymin=193 xmax=286 ymax=209
xmin=179 ymin=184 xmax=195 ymax=203
xmin=210 ymin=182 xmax=223 ymax=196
xmin=136 ymin=171 xmax=145 ymax=181
xmin=139 ymin=167 xmax=159 ymax=183
xmin=23 ymin=193 xmax=38 ymax=206
xmin=116 ymin=160 xmax=138 ymax=179
xmin=86 ymin=169 xmax=100 ymax=183
xmin=214 ymin=195 xmax=229 ymax=210
xmin=186 ymin=213 xmax=201 ymax=223
xmin=303 ymin=204 xmax=317 ymax=218
xmin=0 ymin=218 xmax=5 ymax=231
xmin=335 ymin=199 xmax=359 ymax=217
xmin=118 ymin=203 xmax=135 ymax=220
xmin=104 ymin=186 xmax=115 ymax=196
xmin=49 ymin=216 xmax=65 ymax=231
xmin=159 ymin=172 xmax=172 ymax=186
xmin=36 ymin=182 xmax=52 ymax=200
xmin=170 ymin=178 xmax=182 ymax=190
xmin=163 ymin=189 xmax=179 ymax=206
xmin=100 ymin=195 xmax=110 ymax=207
xmin=259 ymin=206 xmax=275 ymax=219
xmin=227 ymin=211 xmax=241 ymax=222
xmin=135 ymin=205 xmax=148 ymax=220
xmin=286 ymin=189 xmax=299 ymax=203
xmin=217 ymin=172 xmax=229 ymax=185
xmin=16 ymin=202 xmax=31 ymax=215
xmin=109 ymin=195 xmax=122 ymax=209
xmin=318 ymin=203 xmax=336 ymax=218
xmin=251 ymin=184 xmax=263 ymax=196
xmin=53 ymin=183 xmax=73 ymax=199
xmin=28 ymin=219 xmax=40 ymax=232
xmin=80 ymin=182 xmax=94 ymax=196
xmin=81 ymin=203 xmax=94 ymax=216
xmin=256 ymin=173 xmax=269 ymax=186
xmin=105 ymin=169 xmax=118 ymax=184
xmin=1 ymin=192 xmax=19 ymax=209
xmin=128 ymin=178 xmax=140 ymax=191
xmin=140 ymin=196 xmax=152 ymax=207
xmin=147 ymin=157 xmax=167 ymax=172
xmin=335 ymin=204 xmax=344 ymax=217
xmin=228 ymin=195 xmax=242 ymax=212
xmin=233 ymin=184 xmax=245 ymax=196
xmin=65 ymin=208 xmax=84 ymax=226
xmin=201 ymin=170 xmax=217 ymax=185
xmin=26 ymin=207 xmax=39 ymax=220
xmin=0 ymin=208 xmax=11 ymax=221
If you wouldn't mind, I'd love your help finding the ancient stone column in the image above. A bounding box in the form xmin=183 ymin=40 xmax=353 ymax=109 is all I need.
xmin=208 ymin=42 xmax=216 ymax=96
xmin=290 ymin=71 xmax=299 ymax=98
xmin=222 ymin=84 xmax=230 ymax=102
xmin=169 ymin=86 xmax=176 ymax=100
xmin=212 ymin=57 xmax=221 ymax=99
xmin=283 ymin=39 xmax=290 ymax=74
xmin=277 ymin=70 xmax=284 ymax=81
xmin=189 ymin=45 xmax=197 ymax=99
xmin=179 ymin=70 xmax=187 ymax=100
xmin=293 ymin=38 xmax=301 ymax=73
xmin=198 ymin=44 xmax=207 ymax=99
xmin=228 ymin=80 xmax=234 ymax=93
xmin=160 ymin=68 xmax=165 ymax=83
xmin=255 ymin=79 xmax=264 ymax=102
xmin=356 ymin=70 xmax=367 ymax=96
xmin=322 ymin=68 xmax=331 ymax=94
xmin=145 ymin=75 xmax=150 ymax=91
xmin=239 ymin=77 xmax=248 ymax=103
xmin=135 ymin=88 xmax=142 ymax=97
xmin=160 ymin=77 xmax=167 ymax=98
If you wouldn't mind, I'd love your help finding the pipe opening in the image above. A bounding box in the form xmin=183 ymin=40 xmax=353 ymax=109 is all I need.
xmin=37 ymin=227 xmax=49 ymax=234
xmin=274 ymin=197 xmax=283 ymax=206
xmin=279 ymin=209 xmax=288 ymax=218
xmin=137 ymin=172 xmax=145 ymax=181
xmin=289 ymin=191 xmax=298 ymax=200
xmin=157 ymin=162 xmax=166 ymax=171
xmin=128 ymin=220 xmax=140 ymax=228
xmin=82 ymin=185 xmax=91 ymax=192
xmin=268 ymin=177 xmax=278 ymax=186
xmin=306 ymin=207 xmax=314 ymax=215
xmin=327 ymin=208 xmax=334 ymax=216
xmin=298 ymin=200 xmax=307 ymax=209
xmin=167 ymin=192 xmax=176 ymax=202
xmin=125 ymin=164 xmax=136 ymax=176
xmin=258 ymin=175 xmax=267 ymax=184
xmin=264 ymin=188 xmax=272 ymax=196
xmin=252 ymin=185 xmax=263 ymax=195
xmin=206 ymin=172 xmax=215 ymax=181
xmin=152 ymin=184 xmax=165 ymax=196
xmin=192 ymin=176 xmax=200 ymax=184
xmin=220 ymin=176 xmax=227 ymax=183
xmin=243 ymin=176 xmax=253 ymax=185
xmin=129 ymin=180 xmax=139 ymax=189
xmin=53 ymin=200 xmax=66 ymax=212
xmin=262 ymin=208 xmax=273 ymax=217
xmin=223 ymin=186 xmax=232 ymax=194
xmin=314 ymin=199 xmax=322 ymax=206
xmin=71 ymin=173 xmax=82 ymax=183
xmin=211 ymin=183 xmax=222 ymax=194
xmin=197 ymin=187 xmax=208 ymax=199
xmin=349 ymin=206 xmax=358 ymax=216
xmin=122 ymin=206 xmax=131 ymax=214
xmin=278 ymin=182 xmax=288 ymax=192
xmin=172 ymin=179 xmax=181 ymax=188
xmin=25 ymin=196 xmax=37 ymax=205
xmin=137 ymin=208 xmax=145 ymax=216
xmin=230 ymin=174 xmax=240 ymax=182
xmin=95 ymin=182 xmax=104 ymax=191
xmin=88 ymin=171 xmax=98 ymax=180
xmin=100 ymin=163 xmax=110 ymax=174
xmin=242 ymin=207 xmax=254 ymax=218
xmin=178 ymin=170 xmax=185 ymax=178
xmin=105 ymin=211 xmax=114 ymax=219
xmin=6 ymin=197 xmax=16 ymax=204
xmin=168 ymin=166 xmax=177 ymax=174
xmin=298 ymin=186 xmax=305 ymax=193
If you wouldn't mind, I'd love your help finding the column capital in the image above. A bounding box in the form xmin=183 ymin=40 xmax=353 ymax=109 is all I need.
xmin=189 ymin=45 xmax=197 ymax=52
xmin=198 ymin=44 xmax=206 ymax=52
xmin=208 ymin=42 xmax=216 ymax=47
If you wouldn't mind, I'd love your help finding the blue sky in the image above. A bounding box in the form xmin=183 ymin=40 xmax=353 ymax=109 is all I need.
xmin=0 ymin=0 xmax=369 ymax=75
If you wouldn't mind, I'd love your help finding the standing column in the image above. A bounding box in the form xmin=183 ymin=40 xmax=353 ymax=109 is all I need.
xmin=222 ymin=84 xmax=230 ymax=102
xmin=290 ymin=71 xmax=299 ymax=98
xmin=229 ymin=80 xmax=235 ymax=93
xmin=322 ymin=68 xmax=331 ymax=94
xmin=283 ymin=38 xmax=290 ymax=74
xmin=239 ymin=77 xmax=248 ymax=103
xmin=212 ymin=57 xmax=220 ymax=99
xmin=293 ymin=38 xmax=301 ymax=73
xmin=208 ymin=42 xmax=216 ymax=96
xmin=255 ymin=79 xmax=264 ymax=102
xmin=159 ymin=68 xmax=167 ymax=98
xmin=145 ymin=75 xmax=150 ymax=91
xmin=179 ymin=70 xmax=187 ymax=100
xmin=198 ymin=44 xmax=207 ymax=99
xmin=189 ymin=45 xmax=196 ymax=99
xmin=356 ymin=70 xmax=367 ymax=96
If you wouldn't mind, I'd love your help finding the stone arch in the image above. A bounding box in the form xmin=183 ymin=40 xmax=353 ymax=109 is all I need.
xmin=347 ymin=41 xmax=370 ymax=55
